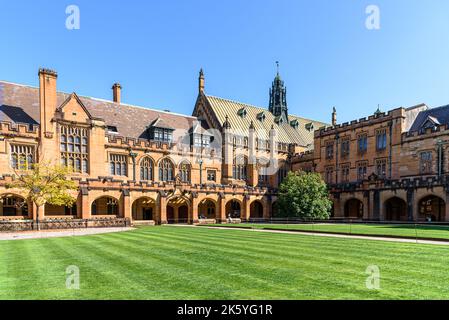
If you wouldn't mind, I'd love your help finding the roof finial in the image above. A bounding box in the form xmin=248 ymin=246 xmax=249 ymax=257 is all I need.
xmin=276 ymin=61 xmax=280 ymax=75
xmin=374 ymin=104 xmax=382 ymax=116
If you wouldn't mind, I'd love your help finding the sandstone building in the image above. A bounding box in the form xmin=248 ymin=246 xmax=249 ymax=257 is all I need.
xmin=0 ymin=68 xmax=325 ymax=226
xmin=293 ymin=103 xmax=449 ymax=222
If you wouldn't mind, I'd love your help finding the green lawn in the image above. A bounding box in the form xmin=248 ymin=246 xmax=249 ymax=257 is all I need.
xmin=1 ymin=225 xmax=449 ymax=299
xmin=207 ymin=223 xmax=449 ymax=241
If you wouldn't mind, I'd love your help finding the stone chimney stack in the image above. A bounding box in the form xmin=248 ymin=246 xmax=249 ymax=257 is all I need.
xmin=332 ymin=107 xmax=337 ymax=126
xmin=198 ymin=68 xmax=205 ymax=94
xmin=38 ymin=68 xmax=58 ymax=139
xmin=112 ymin=83 xmax=122 ymax=104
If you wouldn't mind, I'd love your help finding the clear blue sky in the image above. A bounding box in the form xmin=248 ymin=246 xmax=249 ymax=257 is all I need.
xmin=1 ymin=0 xmax=449 ymax=124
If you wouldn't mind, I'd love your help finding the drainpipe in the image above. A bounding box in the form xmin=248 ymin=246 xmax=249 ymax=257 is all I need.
xmin=335 ymin=133 xmax=340 ymax=184
xmin=129 ymin=152 xmax=138 ymax=181
xmin=437 ymin=139 xmax=443 ymax=177
xmin=388 ymin=121 xmax=393 ymax=179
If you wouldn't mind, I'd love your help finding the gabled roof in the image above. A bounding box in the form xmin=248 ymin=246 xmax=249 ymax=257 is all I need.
xmin=204 ymin=94 xmax=329 ymax=148
xmin=409 ymin=104 xmax=449 ymax=132
xmin=57 ymin=92 xmax=94 ymax=119
xmin=0 ymin=81 xmax=197 ymax=140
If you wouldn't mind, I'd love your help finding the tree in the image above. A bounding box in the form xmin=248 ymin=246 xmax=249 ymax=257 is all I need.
xmin=7 ymin=163 xmax=78 ymax=230
xmin=277 ymin=171 xmax=332 ymax=220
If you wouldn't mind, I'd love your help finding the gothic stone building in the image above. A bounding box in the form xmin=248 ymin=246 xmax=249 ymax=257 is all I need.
xmin=293 ymin=103 xmax=449 ymax=222
xmin=0 ymin=68 xmax=324 ymax=226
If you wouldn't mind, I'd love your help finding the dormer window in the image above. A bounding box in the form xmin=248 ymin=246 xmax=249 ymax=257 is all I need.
xmin=274 ymin=116 xmax=284 ymax=125
xmin=290 ymin=119 xmax=299 ymax=129
xmin=305 ymin=122 xmax=314 ymax=132
xmin=421 ymin=116 xmax=439 ymax=132
xmin=148 ymin=117 xmax=174 ymax=143
xmin=151 ymin=127 xmax=173 ymax=143
xmin=107 ymin=126 xmax=118 ymax=134
xmin=237 ymin=107 xmax=247 ymax=118
xmin=257 ymin=112 xmax=266 ymax=122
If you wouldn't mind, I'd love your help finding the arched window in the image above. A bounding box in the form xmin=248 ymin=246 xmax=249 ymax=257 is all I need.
xmin=159 ymin=158 xmax=174 ymax=182
xmin=233 ymin=155 xmax=248 ymax=181
xmin=179 ymin=161 xmax=191 ymax=183
xmin=140 ymin=157 xmax=154 ymax=181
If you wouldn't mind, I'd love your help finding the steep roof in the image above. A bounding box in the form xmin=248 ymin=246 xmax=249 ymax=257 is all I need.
xmin=409 ymin=104 xmax=449 ymax=132
xmin=204 ymin=94 xmax=329 ymax=148
xmin=0 ymin=81 xmax=196 ymax=140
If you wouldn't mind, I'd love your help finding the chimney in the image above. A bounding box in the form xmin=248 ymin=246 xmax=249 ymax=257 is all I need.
xmin=112 ymin=83 xmax=122 ymax=104
xmin=332 ymin=107 xmax=337 ymax=126
xmin=198 ymin=68 xmax=205 ymax=94
xmin=38 ymin=68 xmax=58 ymax=139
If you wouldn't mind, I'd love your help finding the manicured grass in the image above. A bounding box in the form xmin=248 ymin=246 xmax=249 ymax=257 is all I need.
xmin=207 ymin=223 xmax=449 ymax=241
xmin=1 ymin=225 xmax=449 ymax=299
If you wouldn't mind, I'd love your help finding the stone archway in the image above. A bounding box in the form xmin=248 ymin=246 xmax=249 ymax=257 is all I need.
xmin=225 ymin=200 xmax=241 ymax=219
xmin=419 ymin=195 xmax=445 ymax=222
xmin=344 ymin=198 xmax=364 ymax=218
xmin=167 ymin=196 xmax=190 ymax=224
xmin=132 ymin=197 xmax=156 ymax=221
xmin=0 ymin=195 xmax=29 ymax=217
xmin=198 ymin=199 xmax=217 ymax=219
xmin=91 ymin=196 xmax=119 ymax=216
xmin=384 ymin=197 xmax=407 ymax=221
xmin=250 ymin=200 xmax=264 ymax=219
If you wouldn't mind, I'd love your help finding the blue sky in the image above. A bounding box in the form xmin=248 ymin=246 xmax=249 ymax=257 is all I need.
xmin=1 ymin=0 xmax=449 ymax=124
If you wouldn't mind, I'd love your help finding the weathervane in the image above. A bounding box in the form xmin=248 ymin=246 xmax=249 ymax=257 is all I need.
xmin=275 ymin=61 xmax=280 ymax=74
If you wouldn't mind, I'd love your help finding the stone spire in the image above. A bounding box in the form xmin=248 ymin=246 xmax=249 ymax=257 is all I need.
xmin=268 ymin=61 xmax=288 ymax=122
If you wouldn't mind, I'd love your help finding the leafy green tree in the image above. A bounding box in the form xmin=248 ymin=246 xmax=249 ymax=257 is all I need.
xmin=277 ymin=171 xmax=332 ymax=220
xmin=7 ymin=163 xmax=78 ymax=230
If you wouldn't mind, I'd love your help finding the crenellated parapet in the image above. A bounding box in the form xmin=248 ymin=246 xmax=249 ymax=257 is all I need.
xmin=0 ymin=121 xmax=39 ymax=138
xmin=402 ymin=124 xmax=449 ymax=140
xmin=315 ymin=108 xmax=401 ymax=137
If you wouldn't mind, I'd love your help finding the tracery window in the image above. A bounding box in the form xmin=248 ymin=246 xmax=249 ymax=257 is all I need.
xmin=10 ymin=144 xmax=35 ymax=170
xmin=60 ymin=126 xmax=89 ymax=173
xmin=109 ymin=154 xmax=127 ymax=176
xmin=179 ymin=161 xmax=191 ymax=183
xmin=159 ymin=158 xmax=174 ymax=182
xmin=140 ymin=157 xmax=154 ymax=181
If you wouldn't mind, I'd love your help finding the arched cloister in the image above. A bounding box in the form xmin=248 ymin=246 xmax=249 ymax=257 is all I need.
xmin=250 ymin=200 xmax=264 ymax=219
xmin=418 ymin=195 xmax=445 ymax=222
xmin=225 ymin=199 xmax=242 ymax=219
xmin=384 ymin=197 xmax=407 ymax=221
xmin=132 ymin=197 xmax=156 ymax=221
xmin=91 ymin=196 xmax=119 ymax=216
xmin=167 ymin=196 xmax=190 ymax=224
xmin=198 ymin=199 xmax=217 ymax=219
xmin=0 ymin=195 xmax=29 ymax=217
xmin=344 ymin=198 xmax=364 ymax=218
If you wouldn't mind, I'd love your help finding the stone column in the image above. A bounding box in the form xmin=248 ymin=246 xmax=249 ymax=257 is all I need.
xmin=191 ymin=196 xmax=199 ymax=224
xmin=445 ymin=192 xmax=449 ymax=222
xmin=159 ymin=194 xmax=167 ymax=224
xmin=218 ymin=194 xmax=226 ymax=223
xmin=242 ymin=196 xmax=251 ymax=221
xmin=80 ymin=187 xmax=91 ymax=220
xmin=263 ymin=198 xmax=270 ymax=220
xmin=407 ymin=188 xmax=415 ymax=222
xmin=122 ymin=191 xmax=131 ymax=220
